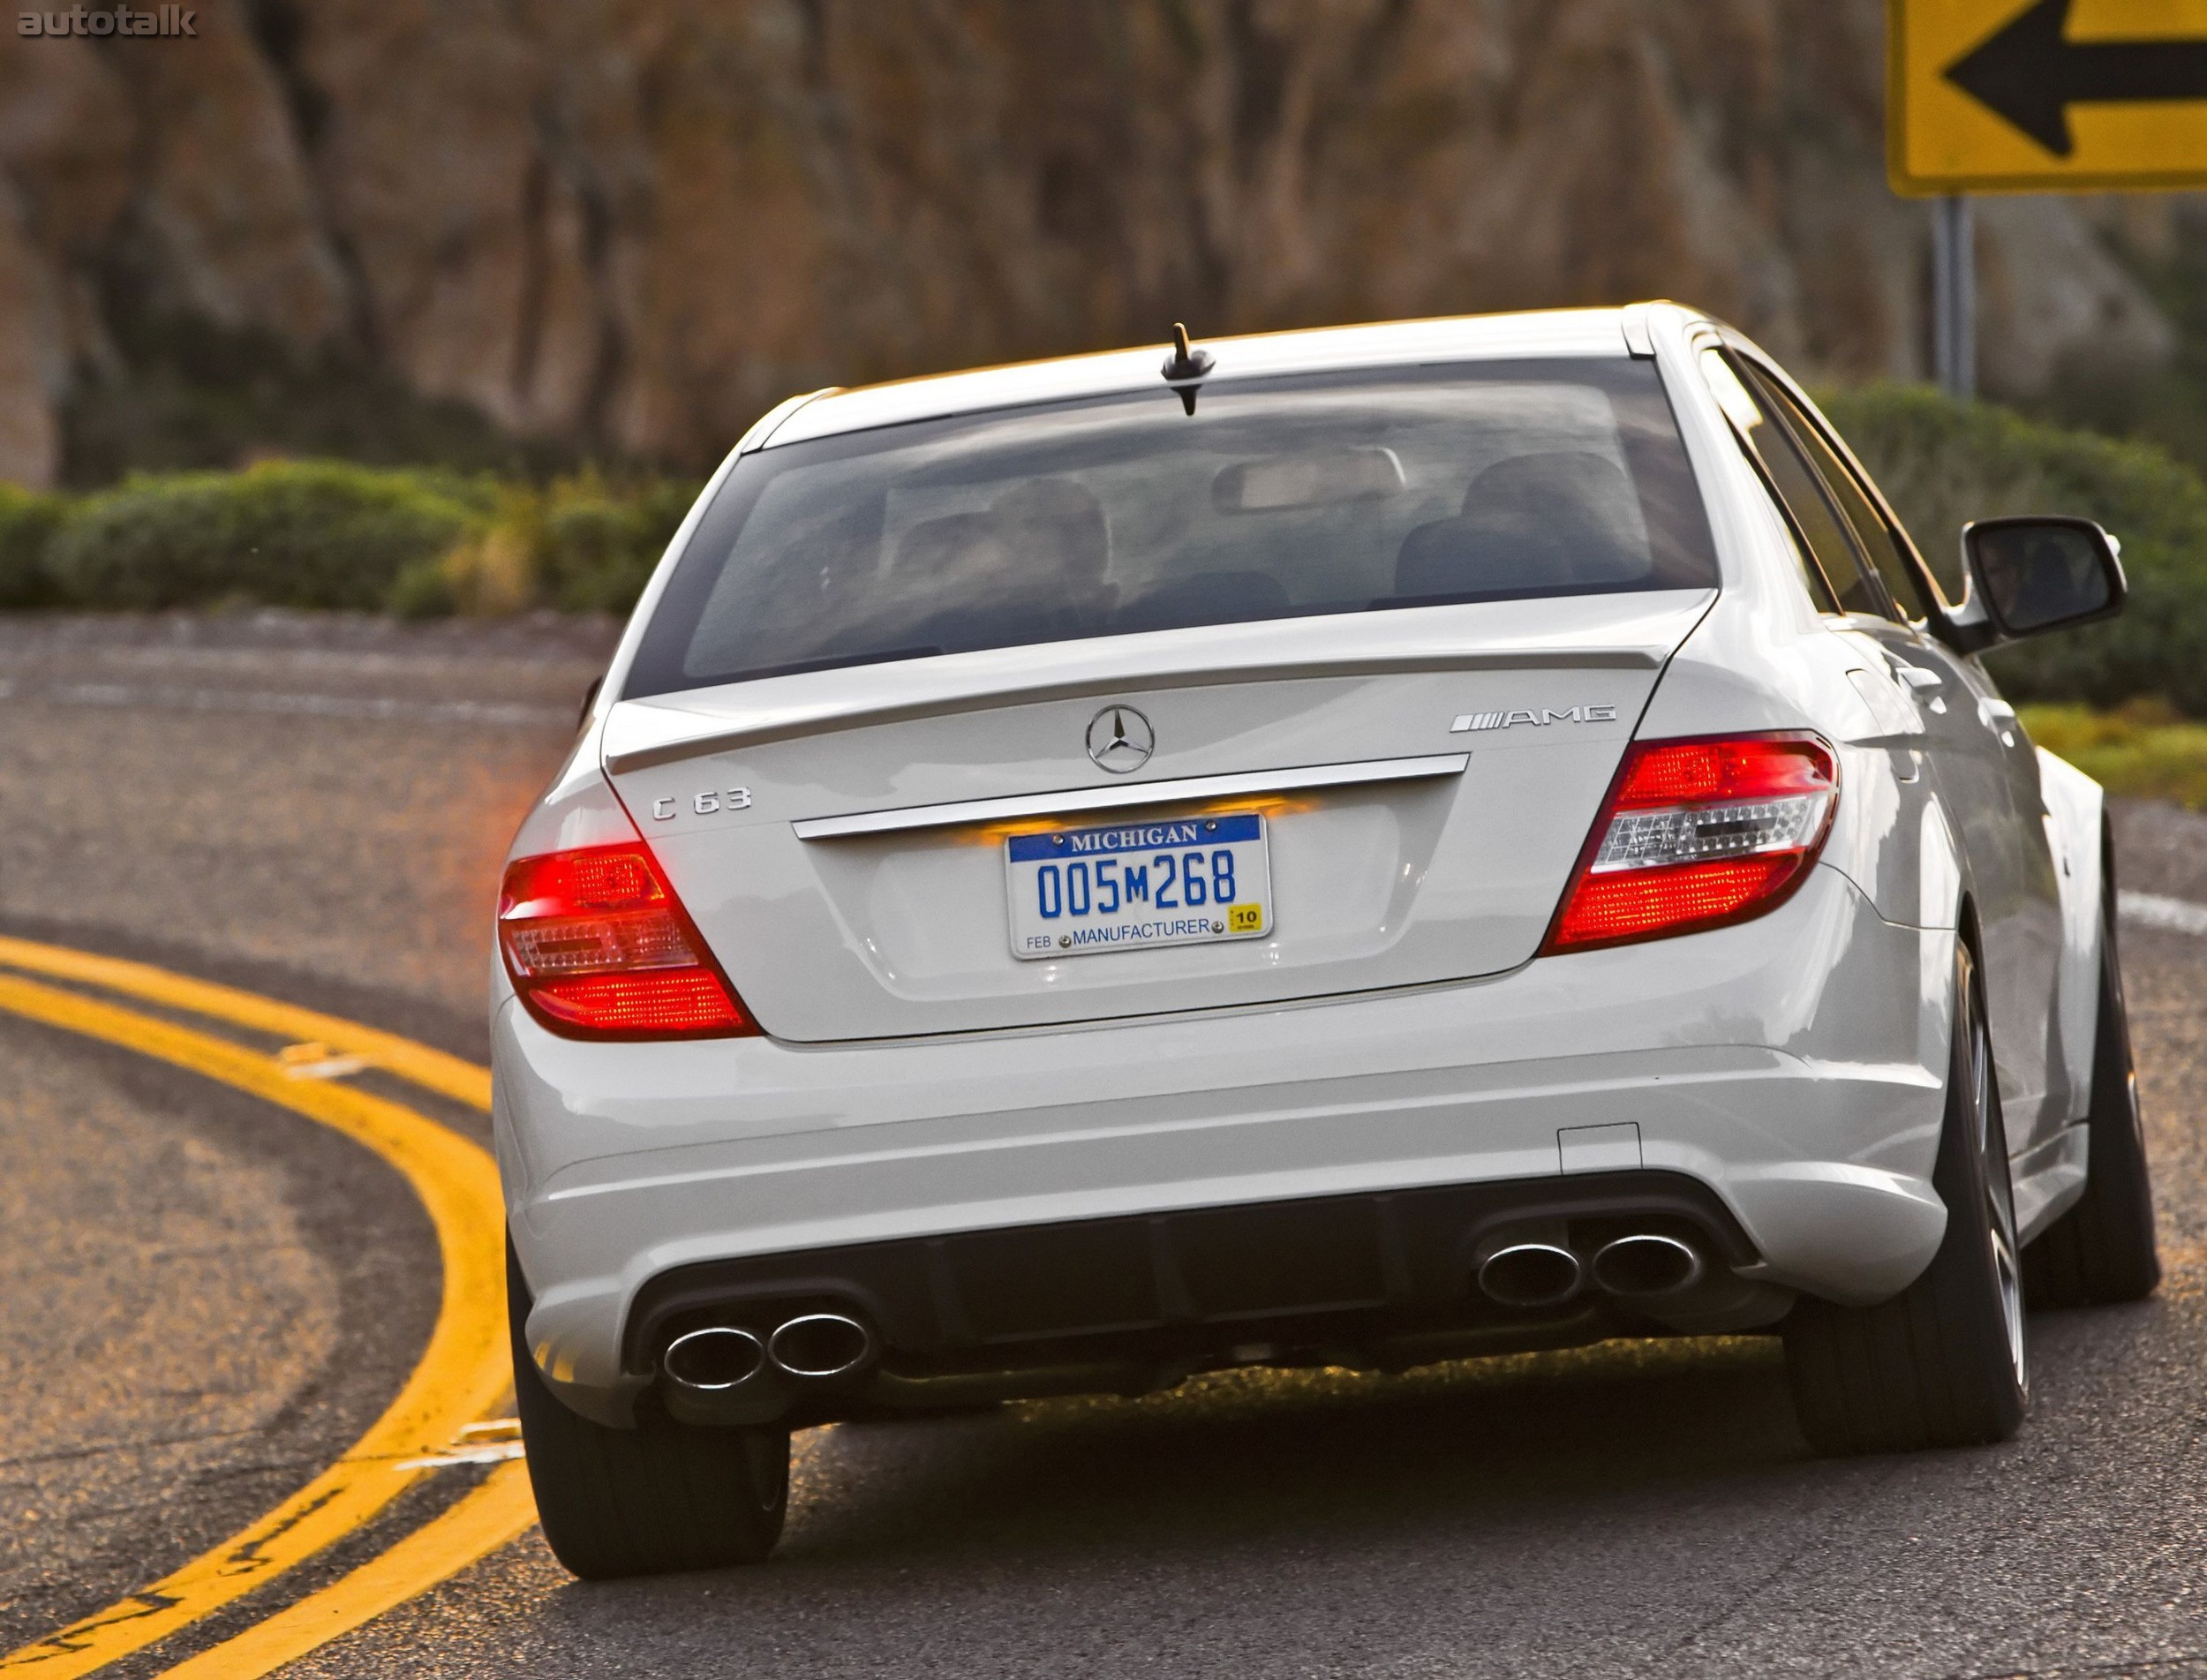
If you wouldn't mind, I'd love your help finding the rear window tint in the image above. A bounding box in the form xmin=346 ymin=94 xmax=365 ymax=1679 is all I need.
xmin=625 ymin=359 xmax=1719 ymax=698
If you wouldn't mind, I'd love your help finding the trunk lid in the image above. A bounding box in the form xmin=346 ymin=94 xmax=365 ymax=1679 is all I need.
xmin=603 ymin=592 xmax=1711 ymax=1041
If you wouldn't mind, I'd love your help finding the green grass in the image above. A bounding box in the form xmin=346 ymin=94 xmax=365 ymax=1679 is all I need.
xmin=2022 ymin=700 xmax=2207 ymax=810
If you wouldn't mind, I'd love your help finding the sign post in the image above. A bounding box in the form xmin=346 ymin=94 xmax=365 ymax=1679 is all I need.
xmin=1888 ymin=0 xmax=2207 ymax=396
xmin=1932 ymin=195 xmax=1976 ymax=398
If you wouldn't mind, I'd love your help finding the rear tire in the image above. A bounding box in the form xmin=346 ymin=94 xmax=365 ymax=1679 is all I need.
xmin=509 ymin=1242 xmax=789 ymax=1579
xmin=2023 ymin=884 xmax=2160 ymax=1307
xmin=1784 ymin=942 xmax=2029 ymax=1454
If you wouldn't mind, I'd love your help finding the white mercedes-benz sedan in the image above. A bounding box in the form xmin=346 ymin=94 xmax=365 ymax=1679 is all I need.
xmin=493 ymin=304 xmax=2158 ymax=1577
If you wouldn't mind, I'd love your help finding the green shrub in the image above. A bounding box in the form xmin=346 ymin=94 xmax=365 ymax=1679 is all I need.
xmin=1822 ymin=384 xmax=2207 ymax=715
xmin=381 ymin=471 xmax=698 ymax=616
xmin=43 ymin=460 xmax=487 ymax=611
xmin=11 ymin=457 xmax=691 ymax=615
xmin=387 ymin=482 xmax=543 ymax=618
xmin=533 ymin=473 xmax=700 ymax=613
xmin=0 ymin=484 xmax=64 ymax=606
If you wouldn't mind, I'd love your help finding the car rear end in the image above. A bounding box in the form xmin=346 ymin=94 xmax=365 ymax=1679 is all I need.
xmin=493 ymin=309 xmax=1950 ymax=1431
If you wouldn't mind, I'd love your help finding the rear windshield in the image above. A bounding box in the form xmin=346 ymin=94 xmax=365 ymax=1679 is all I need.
xmin=624 ymin=358 xmax=1717 ymax=698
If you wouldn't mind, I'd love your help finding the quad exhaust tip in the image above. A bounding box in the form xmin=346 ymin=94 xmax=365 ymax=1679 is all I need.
xmin=1476 ymin=1232 xmax=1708 ymax=1307
xmin=662 ymin=1325 xmax=768 ymax=1392
xmin=767 ymin=1312 xmax=875 ymax=1379
xmin=1477 ymin=1242 xmax=1584 ymax=1308
xmin=1591 ymin=1233 xmax=1703 ymax=1298
xmin=662 ymin=1313 xmax=878 ymax=1391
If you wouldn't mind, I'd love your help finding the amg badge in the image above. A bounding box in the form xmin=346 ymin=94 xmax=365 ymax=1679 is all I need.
xmin=1450 ymin=704 xmax=1620 ymax=733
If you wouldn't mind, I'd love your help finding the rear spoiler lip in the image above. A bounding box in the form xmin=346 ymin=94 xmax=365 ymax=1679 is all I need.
xmin=602 ymin=640 xmax=1679 ymax=773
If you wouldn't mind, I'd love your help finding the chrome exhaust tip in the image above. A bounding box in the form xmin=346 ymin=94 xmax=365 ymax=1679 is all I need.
xmin=1591 ymin=1233 xmax=1703 ymax=1297
xmin=767 ymin=1312 xmax=875 ymax=1379
xmin=661 ymin=1325 xmax=769 ymax=1391
xmin=1476 ymin=1242 xmax=1584 ymax=1308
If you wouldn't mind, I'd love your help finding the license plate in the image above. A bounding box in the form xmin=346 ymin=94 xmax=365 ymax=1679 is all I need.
xmin=1006 ymin=812 xmax=1274 ymax=959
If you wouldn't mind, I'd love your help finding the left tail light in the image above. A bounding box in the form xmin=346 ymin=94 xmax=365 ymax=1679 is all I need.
xmin=1542 ymin=733 xmax=1838 ymax=954
xmin=498 ymin=843 xmax=757 ymax=1039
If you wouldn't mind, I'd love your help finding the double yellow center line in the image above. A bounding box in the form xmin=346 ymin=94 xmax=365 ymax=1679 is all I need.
xmin=0 ymin=938 xmax=535 ymax=1677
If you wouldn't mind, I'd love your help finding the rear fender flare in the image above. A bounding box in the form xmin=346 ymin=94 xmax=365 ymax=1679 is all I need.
xmin=1918 ymin=793 xmax=1963 ymax=932
xmin=2035 ymin=749 xmax=2108 ymax=1124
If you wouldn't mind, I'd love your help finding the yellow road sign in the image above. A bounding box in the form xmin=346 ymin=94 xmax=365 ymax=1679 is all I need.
xmin=1890 ymin=0 xmax=2207 ymax=192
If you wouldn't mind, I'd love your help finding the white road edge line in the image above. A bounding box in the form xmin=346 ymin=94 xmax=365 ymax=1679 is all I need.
xmin=2118 ymin=890 xmax=2207 ymax=938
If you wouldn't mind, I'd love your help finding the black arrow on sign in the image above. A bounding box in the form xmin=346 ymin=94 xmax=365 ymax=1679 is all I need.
xmin=1944 ymin=0 xmax=2207 ymax=157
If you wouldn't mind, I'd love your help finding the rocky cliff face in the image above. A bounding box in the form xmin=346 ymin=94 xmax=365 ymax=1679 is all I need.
xmin=0 ymin=0 xmax=2176 ymax=486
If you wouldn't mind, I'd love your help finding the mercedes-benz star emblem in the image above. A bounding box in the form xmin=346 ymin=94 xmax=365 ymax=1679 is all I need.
xmin=1085 ymin=704 xmax=1155 ymax=774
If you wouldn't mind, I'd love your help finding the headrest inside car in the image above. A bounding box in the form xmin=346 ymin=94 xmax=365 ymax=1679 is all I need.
xmin=1395 ymin=450 xmax=1647 ymax=599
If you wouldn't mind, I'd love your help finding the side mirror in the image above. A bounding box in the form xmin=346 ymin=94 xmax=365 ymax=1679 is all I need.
xmin=1960 ymin=516 xmax=2125 ymax=641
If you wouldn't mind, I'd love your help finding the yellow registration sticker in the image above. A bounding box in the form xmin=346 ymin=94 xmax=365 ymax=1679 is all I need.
xmin=1228 ymin=903 xmax=1263 ymax=933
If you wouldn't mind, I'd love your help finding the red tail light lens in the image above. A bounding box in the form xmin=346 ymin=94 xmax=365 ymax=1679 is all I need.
xmin=498 ymin=843 xmax=756 ymax=1039
xmin=1543 ymin=734 xmax=1838 ymax=953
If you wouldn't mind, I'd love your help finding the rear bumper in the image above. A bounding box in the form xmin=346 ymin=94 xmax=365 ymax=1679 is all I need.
xmin=624 ymin=1166 xmax=1780 ymax=1427
xmin=496 ymin=864 xmax=1955 ymax=1421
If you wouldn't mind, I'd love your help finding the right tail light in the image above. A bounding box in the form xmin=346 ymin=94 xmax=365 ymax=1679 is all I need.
xmin=1542 ymin=733 xmax=1838 ymax=954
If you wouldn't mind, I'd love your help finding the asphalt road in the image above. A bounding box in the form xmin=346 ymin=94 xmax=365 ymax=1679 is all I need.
xmin=4 ymin=613 xmax=2207 ymax=1678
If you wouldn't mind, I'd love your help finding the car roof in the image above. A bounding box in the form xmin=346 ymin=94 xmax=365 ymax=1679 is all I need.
xmin=761 ymin=305 xmax=1648 ymax=448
